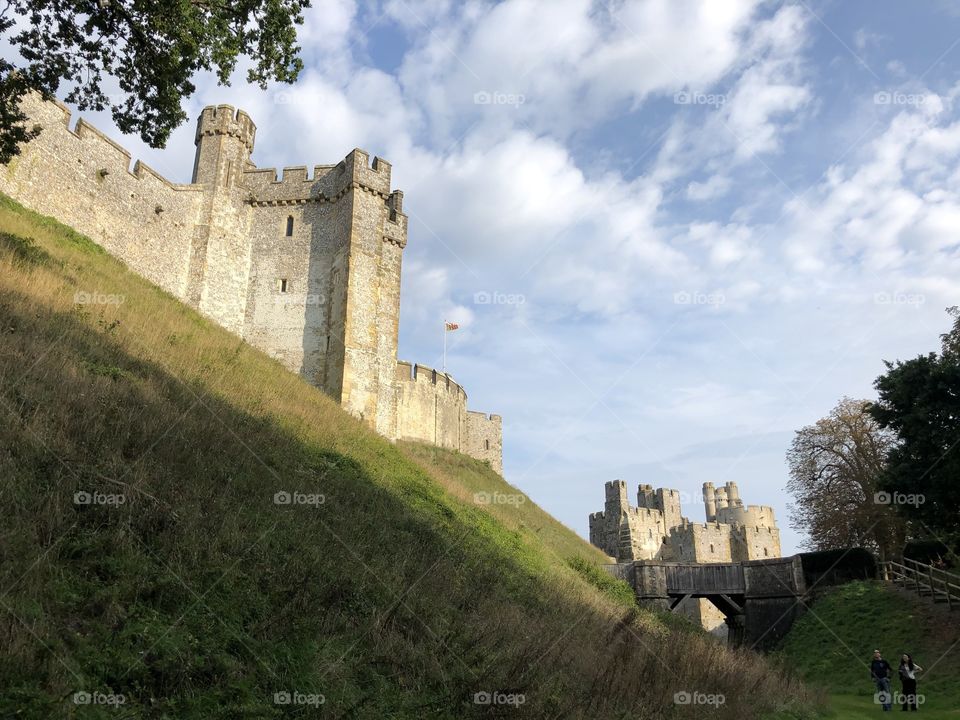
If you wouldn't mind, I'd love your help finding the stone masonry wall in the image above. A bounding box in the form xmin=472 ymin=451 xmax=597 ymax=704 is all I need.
xmin=464 ymin=411 xmax=503 ymax=475
xmin=668 ymin=523 xmax=734 ymax=563
xmin=396 ymin=361 xmax=468 ymax=449
xmin=591 ymin=481 xmax=782 ymax=565
xmin=190 ymin=105 xmax=257 ymax=335
xmin=241 ymin=168 xmax=354 ymax=393
xmin=339 ymin=150 xmax=404 ymax=439
xmin=2 ymin=95 xmax=502 ymax=472
xmin=732 ymin=526 xmax=782 ymax=561
xmin=0 ymin=94 xmax=203 ymax=299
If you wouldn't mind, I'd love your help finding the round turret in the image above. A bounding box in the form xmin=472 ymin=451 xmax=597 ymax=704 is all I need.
xmin=195 ymin=105 xmax=256 ymax=152
xmin=191 ymin=105 xmax=257 ymax=187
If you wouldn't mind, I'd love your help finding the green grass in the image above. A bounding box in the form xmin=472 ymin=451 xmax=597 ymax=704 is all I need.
xmin=779 ymin=581 xmax=960 ymax=717
xmin=0 ymin=192 xmax=819 ymax=718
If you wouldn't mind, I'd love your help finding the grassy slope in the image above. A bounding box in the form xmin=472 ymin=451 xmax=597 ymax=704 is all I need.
xmin=397 ymin=443 xmax=610 ymax=567
xmin=779 ymin=581 xmax=960 ymax=717
xmin=0 ymin=193 xmax=818 ymax=719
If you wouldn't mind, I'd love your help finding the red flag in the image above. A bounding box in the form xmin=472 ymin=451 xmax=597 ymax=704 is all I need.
xmin=445 ymin=322 xmax=459 ymax=331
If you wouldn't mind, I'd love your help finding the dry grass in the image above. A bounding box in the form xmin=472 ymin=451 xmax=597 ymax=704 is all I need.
xmin=0 ymin=193 xmax=821 ymax=719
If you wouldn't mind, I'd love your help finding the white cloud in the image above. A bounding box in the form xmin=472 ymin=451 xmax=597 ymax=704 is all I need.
xmin=36 ymin=0 xmax=960 ymax=557
xmin=686 ymin=174 xmax=731 ymax=200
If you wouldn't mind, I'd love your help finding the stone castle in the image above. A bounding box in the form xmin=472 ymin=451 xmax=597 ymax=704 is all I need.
xmin=1 ymin=95 xmax=502 ymax=473
xmin=590 ymin=481 xmax=781 ymax=563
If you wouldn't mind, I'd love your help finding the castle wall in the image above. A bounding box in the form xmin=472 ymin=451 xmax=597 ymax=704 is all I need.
xmin=668 ymin=523 xmax=734 ymax=563
xmin=675 ymin=598 xmax=729 ymax=639
xmin=657 ymin=488 xmax=684 ymax=530
xmin=590 ymin=482 xmax=667 ymax=561
xmin=628 ymin=509 xmax=668 ymax=560
xmin=2 ymin=96 xmax=502 ymax=472
xmin=590 ymin=481 xmax=631 ymax=559
xmin=339 ymin=151 xmax=404 ymax=439
xmin=732 ymin=526 xmax=782 ymax=562
xmin=195 ymin=188 xmax=253 ymax=334
xmin=396 ymin=362 xmax=467 ymax=450
xmin=241 ymin=173 xmax=353 ymax=393
xmin=464 ymin=411 xmax=503 ymax=474
xmin=189 ymin=105 xmax=257 ymax=334
xmin=0 ymin=94 xmax=202 ymax=299
xmin=715 ymin=504 xmax=776 ymax=528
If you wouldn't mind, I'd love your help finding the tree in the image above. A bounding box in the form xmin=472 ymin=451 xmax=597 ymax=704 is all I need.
xmin=0 ymin=0 xmax=310 ymax=163
xmin=870 ymin=307 xmax=960 ymax=539
xmin=786 ymin=397 xmax=906 ymax=561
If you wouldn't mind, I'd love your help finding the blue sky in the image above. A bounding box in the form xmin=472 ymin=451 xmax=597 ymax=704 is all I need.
xmin=35 ymin=0 xmax=960 ymax=554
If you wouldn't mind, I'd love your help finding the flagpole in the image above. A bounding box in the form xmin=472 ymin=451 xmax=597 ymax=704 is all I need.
xmin=442 ymin=319 xmax=447 ymax=372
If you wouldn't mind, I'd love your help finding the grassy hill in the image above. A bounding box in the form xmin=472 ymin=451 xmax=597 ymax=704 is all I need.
xmin=0 ymin=192 xmax=818 ymax=718
xmin=779 ymin=580 xmax=960 ymax=718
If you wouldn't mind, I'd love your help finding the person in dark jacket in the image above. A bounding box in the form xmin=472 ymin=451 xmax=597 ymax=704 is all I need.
xmin=871 ymin=649 xmax=893 ymax=711
xmin=898 ymin=653 xmax=923 ymax=711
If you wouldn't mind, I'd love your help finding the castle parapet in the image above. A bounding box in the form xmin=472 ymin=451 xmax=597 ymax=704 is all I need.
xmin=196 ymin=105 xmax=256 ymax=152
xmin=396 ymin=362 xmax=467 ymax=399
xmin=242 ymin=164 xmax=341 ymax=202
xmin=342 ymin=149 xmax=392 ymax=195
xmin=241 ymin=149 xmax=405 ymax=228
xmin=1 ymin=94 xmax=497 ymax=485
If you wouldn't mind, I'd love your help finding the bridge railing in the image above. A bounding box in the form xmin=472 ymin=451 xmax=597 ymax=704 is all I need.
xmin=881 ymin=557 xmax=960 ymax=609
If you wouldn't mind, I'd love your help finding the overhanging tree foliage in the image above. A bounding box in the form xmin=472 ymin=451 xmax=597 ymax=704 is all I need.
xmin=870 ymin=307 xmax=960 ymax=540
xmin=785 ymin=397 xmax=906 ymax=561
xmin=0 ymin=0 xmax=310 ymax=163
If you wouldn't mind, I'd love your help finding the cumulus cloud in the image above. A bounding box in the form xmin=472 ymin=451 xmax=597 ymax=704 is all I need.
xmin=33 ymin=0 xmax=960 ymax=556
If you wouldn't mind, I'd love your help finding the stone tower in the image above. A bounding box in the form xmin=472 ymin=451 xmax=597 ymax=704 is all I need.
xmin=0 ymin=94 xmax=503 ymax=472
xmin=188 ymin=106 xmax=257 ymax=333
xmin=189 ymin=106 xmax=406 ymax=439
xmin=589 ymin=480 xmax=781 ymax=563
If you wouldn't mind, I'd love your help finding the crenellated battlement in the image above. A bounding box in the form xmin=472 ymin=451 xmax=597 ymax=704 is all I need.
xmin=734 ymin=525 xmax=778 ymax=535
xmin=246 ymin=148 xmax=393 ymax=204
xmin=590 ymin=479 xmax=781 ymax=564
xmin=1 ymin=95 xmax=502 ymax=475
xmin=239 ymin=150 xmax=407 ymax=247
xmin=395 ymin=361 xmax=467 ymax=398
xmin=18 ymin=94 xmax=198 ymax=194
xmin=243 ymin=163 xmax=345 ymax=203
xmin=195 ymin=105 xmax=256 ymax=152
xmin=467 ymin=410 xmax=502 ymax=421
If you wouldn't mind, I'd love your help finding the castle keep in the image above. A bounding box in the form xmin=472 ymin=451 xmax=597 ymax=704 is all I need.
xmin=589 ymin=481 xmax=781 ymax=563
xmin=591 ymin=480 xmax=781 ymax=636
xmin=1 ymin=95 xmax=502 ymax=473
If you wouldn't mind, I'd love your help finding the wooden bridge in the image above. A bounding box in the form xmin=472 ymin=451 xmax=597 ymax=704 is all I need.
xmin=608 ymin=556 xmax=808 ymax=649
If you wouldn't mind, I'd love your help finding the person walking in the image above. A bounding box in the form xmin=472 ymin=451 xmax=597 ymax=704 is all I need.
xmin=872 ymin=649 xmax=893 ymax=711
xmin=898 ymin=653 xmax=922 ymax=711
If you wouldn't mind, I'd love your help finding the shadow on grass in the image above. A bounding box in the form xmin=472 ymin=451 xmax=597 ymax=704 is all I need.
xmin=0 ymin=283 xmax=818 ymax=719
